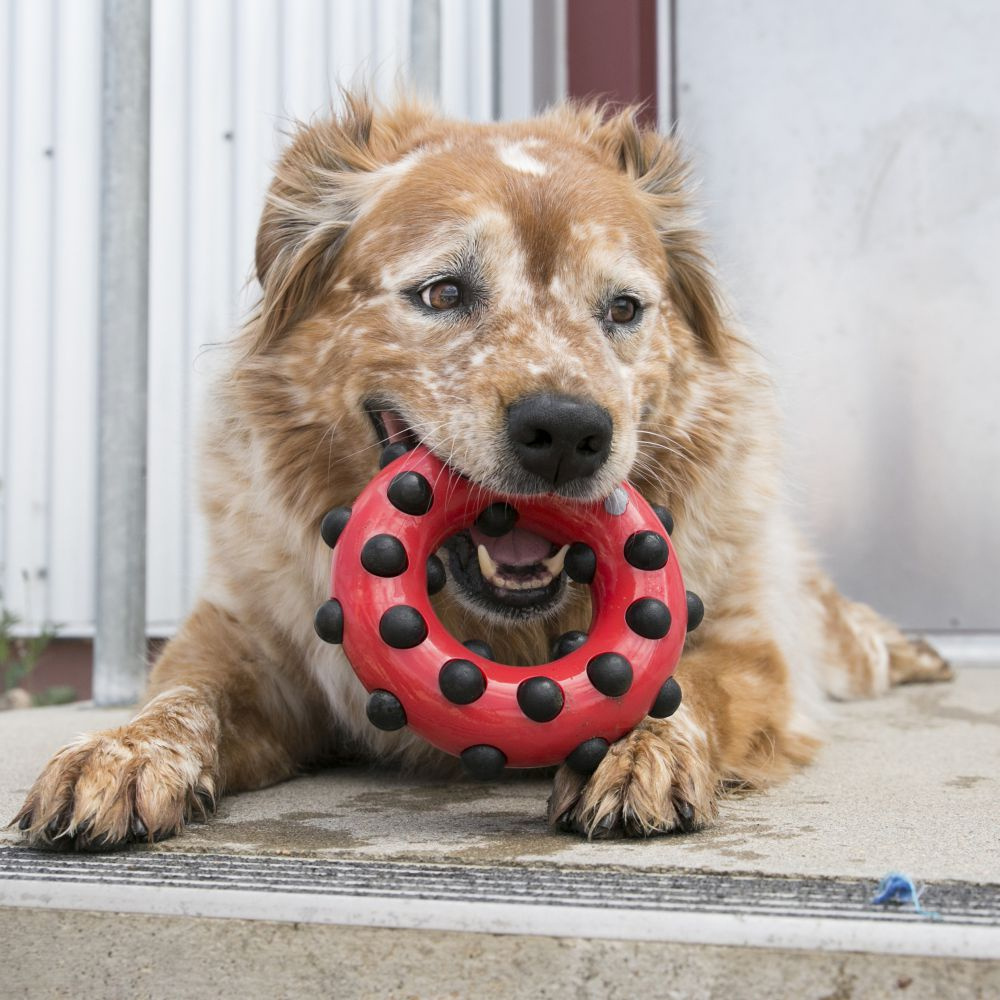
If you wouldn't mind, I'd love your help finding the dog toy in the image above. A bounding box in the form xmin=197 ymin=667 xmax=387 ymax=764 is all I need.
xmin=314 ymin=444 xmax=703 ymax=778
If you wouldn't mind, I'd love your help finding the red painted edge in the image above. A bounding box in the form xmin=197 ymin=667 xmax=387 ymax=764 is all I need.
xmin=567 ymin=0 xmax=658 ymax=125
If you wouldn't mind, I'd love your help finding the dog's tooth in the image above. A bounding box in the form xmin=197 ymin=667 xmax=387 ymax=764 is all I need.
xmin=480 ymin=549 xmax=559 ymax=593
xmin=542 ymin=544 xmax=570 ymax=578
xmin=477 ymin=544 xmax=499 ymax=582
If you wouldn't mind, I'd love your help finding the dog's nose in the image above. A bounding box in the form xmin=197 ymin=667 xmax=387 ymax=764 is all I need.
xmin=506 ymin=393 xmax=613 ymax=487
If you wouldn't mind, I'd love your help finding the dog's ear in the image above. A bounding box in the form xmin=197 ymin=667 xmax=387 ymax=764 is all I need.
xmin=250 ymin=92 xmax=432 ymax=354
xmin=590 ymin=109 xmax=731 ymax=359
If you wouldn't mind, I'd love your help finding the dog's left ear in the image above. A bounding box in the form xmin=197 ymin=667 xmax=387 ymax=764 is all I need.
xmin=594 ymin=110 xmax=731 ymax=359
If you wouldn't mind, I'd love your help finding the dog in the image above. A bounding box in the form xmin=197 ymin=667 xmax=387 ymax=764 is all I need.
xmin=14 ymin=93 xmax=952 ymax=848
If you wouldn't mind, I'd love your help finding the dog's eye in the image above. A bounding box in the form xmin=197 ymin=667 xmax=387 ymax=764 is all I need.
xmin=605 ymin=296 xmax=640 ymax=325
xmin=420 ymin=280 xmax=463 ymax=311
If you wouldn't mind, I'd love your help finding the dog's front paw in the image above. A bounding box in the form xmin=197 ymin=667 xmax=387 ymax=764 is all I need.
xmin=547 ymin=711 xmax=717 ymax=839
xmin=12 ymin=694 xmax=219 ymax=850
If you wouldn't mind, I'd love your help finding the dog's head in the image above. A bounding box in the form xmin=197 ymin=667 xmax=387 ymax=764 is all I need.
xmin=242 ymin=94 xmax=731 ymax=627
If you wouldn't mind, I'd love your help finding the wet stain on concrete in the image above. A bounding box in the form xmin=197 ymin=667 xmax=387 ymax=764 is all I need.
xmin=932 ymin=704 xmax=1000 ymax=728
xmin=188 ymin=818 xmax=371 ymax=852
xmin=446 ymin=830 xmax=572 ymax=863
xmin=718 ymin=849 xmax=767 ymax=861
xmin=678 ymin=820 xmax=791 ymax=848
xmin=672 ymin=819 xmax=820 ymax=858
xmin=906 ymin=690 xmax=1000 ymax=728
xmin=345 ymin=783 xmax=503 ymax=813
xmin=945 ymin=775 xmax=989 ymax=790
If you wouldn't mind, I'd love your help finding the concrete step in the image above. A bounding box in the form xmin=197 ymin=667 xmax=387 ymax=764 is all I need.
xmin=3 ymin=664 xmax=999 ymax=998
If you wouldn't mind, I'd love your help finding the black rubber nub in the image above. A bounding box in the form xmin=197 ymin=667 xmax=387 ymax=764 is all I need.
xmin=379 ymin=442 xmax=411 ymax=469
xmin=461 ymin=745 xmax=507 ymax=780
xmin=360 ymin=534 xmax=408 ymax=577
xmin=565 ymin=737 xmax=610 ymax=775
xmin=426 ymin=554 xmax=446 ymax=595
xmin=624 ymin=531 xmax=668 ymax=571
xmin=366 ymin=690 xmax=407 ymax=731
xmin=551 ymin=630 xmax=588 ymax=659
xmin=475 ymin=502 xmax=518 ymax=537
xmin=439 ymin=659 xmax=486 ymax=705
xmin=625 ymin=598 xmax=671 ymax=640
xmin=564 ymin=542 xmax=596 ymax=584
xmin=686 ymin=591 xmax=705 ymax=632
xmin=586 ymin=652 xmax=633 ymax=697
xmin=463 ymin=639 xmax=495 ymax=660
xmin=320 ymin=507 xmax=351 ymax=548
xmin=387 ymin=471 xmax=432 ymax=516
xmin=378 ymin=605 xmax=427 ymax=648
xmin=649 ymin=677 xmax=682 ymax=718
xmin=516 ymin=677 xmax=564 ymax=723
xmin=650 ymin=504 xmax=674 ymax=536
xmin=313 ymin=599 xmax=343 ymax=644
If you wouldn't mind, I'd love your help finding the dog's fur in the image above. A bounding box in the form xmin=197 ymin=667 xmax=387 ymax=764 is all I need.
xmin=14 ymin=94 xmax=951 ymax=848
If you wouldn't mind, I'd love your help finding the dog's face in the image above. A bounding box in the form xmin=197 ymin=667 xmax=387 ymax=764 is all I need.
xmin=246 ymin=97 xmax=727 ymax=629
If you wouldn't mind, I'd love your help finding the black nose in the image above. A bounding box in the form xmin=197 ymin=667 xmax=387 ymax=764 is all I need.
xmin=506 ymin=394 xmax=613 ymax=487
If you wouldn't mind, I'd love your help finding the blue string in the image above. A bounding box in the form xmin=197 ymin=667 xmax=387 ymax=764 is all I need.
xmin=871 ymin=872 xmax=941 ymax=920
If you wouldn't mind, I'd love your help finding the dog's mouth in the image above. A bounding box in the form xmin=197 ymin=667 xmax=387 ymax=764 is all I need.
xmin=366 ymin=403 xmax=570 ymax=619
xmin=367 ymin=404 xmax=421 ymax=451
xmin=442 ymin=528 xmax=569 ymax=619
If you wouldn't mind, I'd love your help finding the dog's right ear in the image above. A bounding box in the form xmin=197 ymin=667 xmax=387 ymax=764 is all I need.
xmin=249 ymin=93 xmax=432 ymax=355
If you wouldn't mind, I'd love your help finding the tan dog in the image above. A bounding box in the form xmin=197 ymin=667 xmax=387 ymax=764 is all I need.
xmin=15 ymin=94 xmax=951 ymax=847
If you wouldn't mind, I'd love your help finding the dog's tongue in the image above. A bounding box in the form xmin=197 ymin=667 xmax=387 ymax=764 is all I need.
xmin=469 ymin=525 xmax=551 ymax=567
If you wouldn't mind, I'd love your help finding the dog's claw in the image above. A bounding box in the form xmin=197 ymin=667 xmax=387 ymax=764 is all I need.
xmin=83 ymin=830 xmax=126 ymax=852
xmin=555 ymin=809 xmax=575 ymax=833
xmin=17 ymin=812 xmax=32 ymax=831
xmin=591 ymin=814 xmax=620 ymax=839
xmin=675 ymin=798 xmax=696 ymax=831
xmin=131 ymin=816 xmax=148 ymax=840
xmin=46 ymin=814 xmax=71 ymax=841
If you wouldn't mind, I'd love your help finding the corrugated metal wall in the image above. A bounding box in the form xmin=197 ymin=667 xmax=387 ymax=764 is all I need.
xmin=1 ymin=1 xmax=102 ymax=636
xmin=0 ymin=0 xmax=561 ymax=636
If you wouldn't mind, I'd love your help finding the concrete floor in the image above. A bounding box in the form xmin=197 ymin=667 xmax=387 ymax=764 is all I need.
xmin=3 ymin=668 xmax=998 ymax=879
xmin=2 ymin=666 xmax=999 ymax=998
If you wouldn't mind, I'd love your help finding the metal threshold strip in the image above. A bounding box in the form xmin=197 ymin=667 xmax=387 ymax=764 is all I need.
xmin=1 ymin=847 xmax=998 ymax=960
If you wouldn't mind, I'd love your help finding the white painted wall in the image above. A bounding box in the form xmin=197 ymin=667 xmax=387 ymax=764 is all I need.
xmin=0 ymin=0 xmax=553 ymax=636
xmin=676 ymin=0 xmax=1000 ymax=630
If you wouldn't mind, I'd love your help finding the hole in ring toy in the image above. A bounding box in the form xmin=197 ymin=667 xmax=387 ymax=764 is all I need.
xmin=315 ymin=444 xmax=703 ymax=779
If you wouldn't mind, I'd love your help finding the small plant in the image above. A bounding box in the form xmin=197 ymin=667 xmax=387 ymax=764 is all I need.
xmin=1 ymin=608 xmax=62 ymax=703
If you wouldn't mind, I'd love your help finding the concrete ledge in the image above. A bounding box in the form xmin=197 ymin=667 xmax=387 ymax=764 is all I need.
xmin=3 ymin=907 xmax=999 ymax=1000
xmin=2 ymin=849 xmax=999 ymax=959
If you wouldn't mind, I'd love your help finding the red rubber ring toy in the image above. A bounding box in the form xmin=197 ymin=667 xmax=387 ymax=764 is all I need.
xmin=314 ymin=445 xmax=702 ymax=778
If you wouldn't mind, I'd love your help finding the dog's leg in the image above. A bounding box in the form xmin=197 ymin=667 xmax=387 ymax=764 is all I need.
xmin=809 ymin=571 xmax=953 ymax=699
xmin=548 ymin=635 xmax=819 ymax=838
xmin=13 ymin=600 xmax=324 ymax=849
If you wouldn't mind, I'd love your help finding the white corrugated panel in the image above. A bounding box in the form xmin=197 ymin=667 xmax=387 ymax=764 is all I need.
xmin=1 ymin=0 xmax=550 ymax=636
xmin=3 ymin=2 xmax=54 ymax=627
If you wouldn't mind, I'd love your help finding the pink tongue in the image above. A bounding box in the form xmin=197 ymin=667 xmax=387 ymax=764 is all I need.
xmin=470 ymin=526 xmax=552 ymax=567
